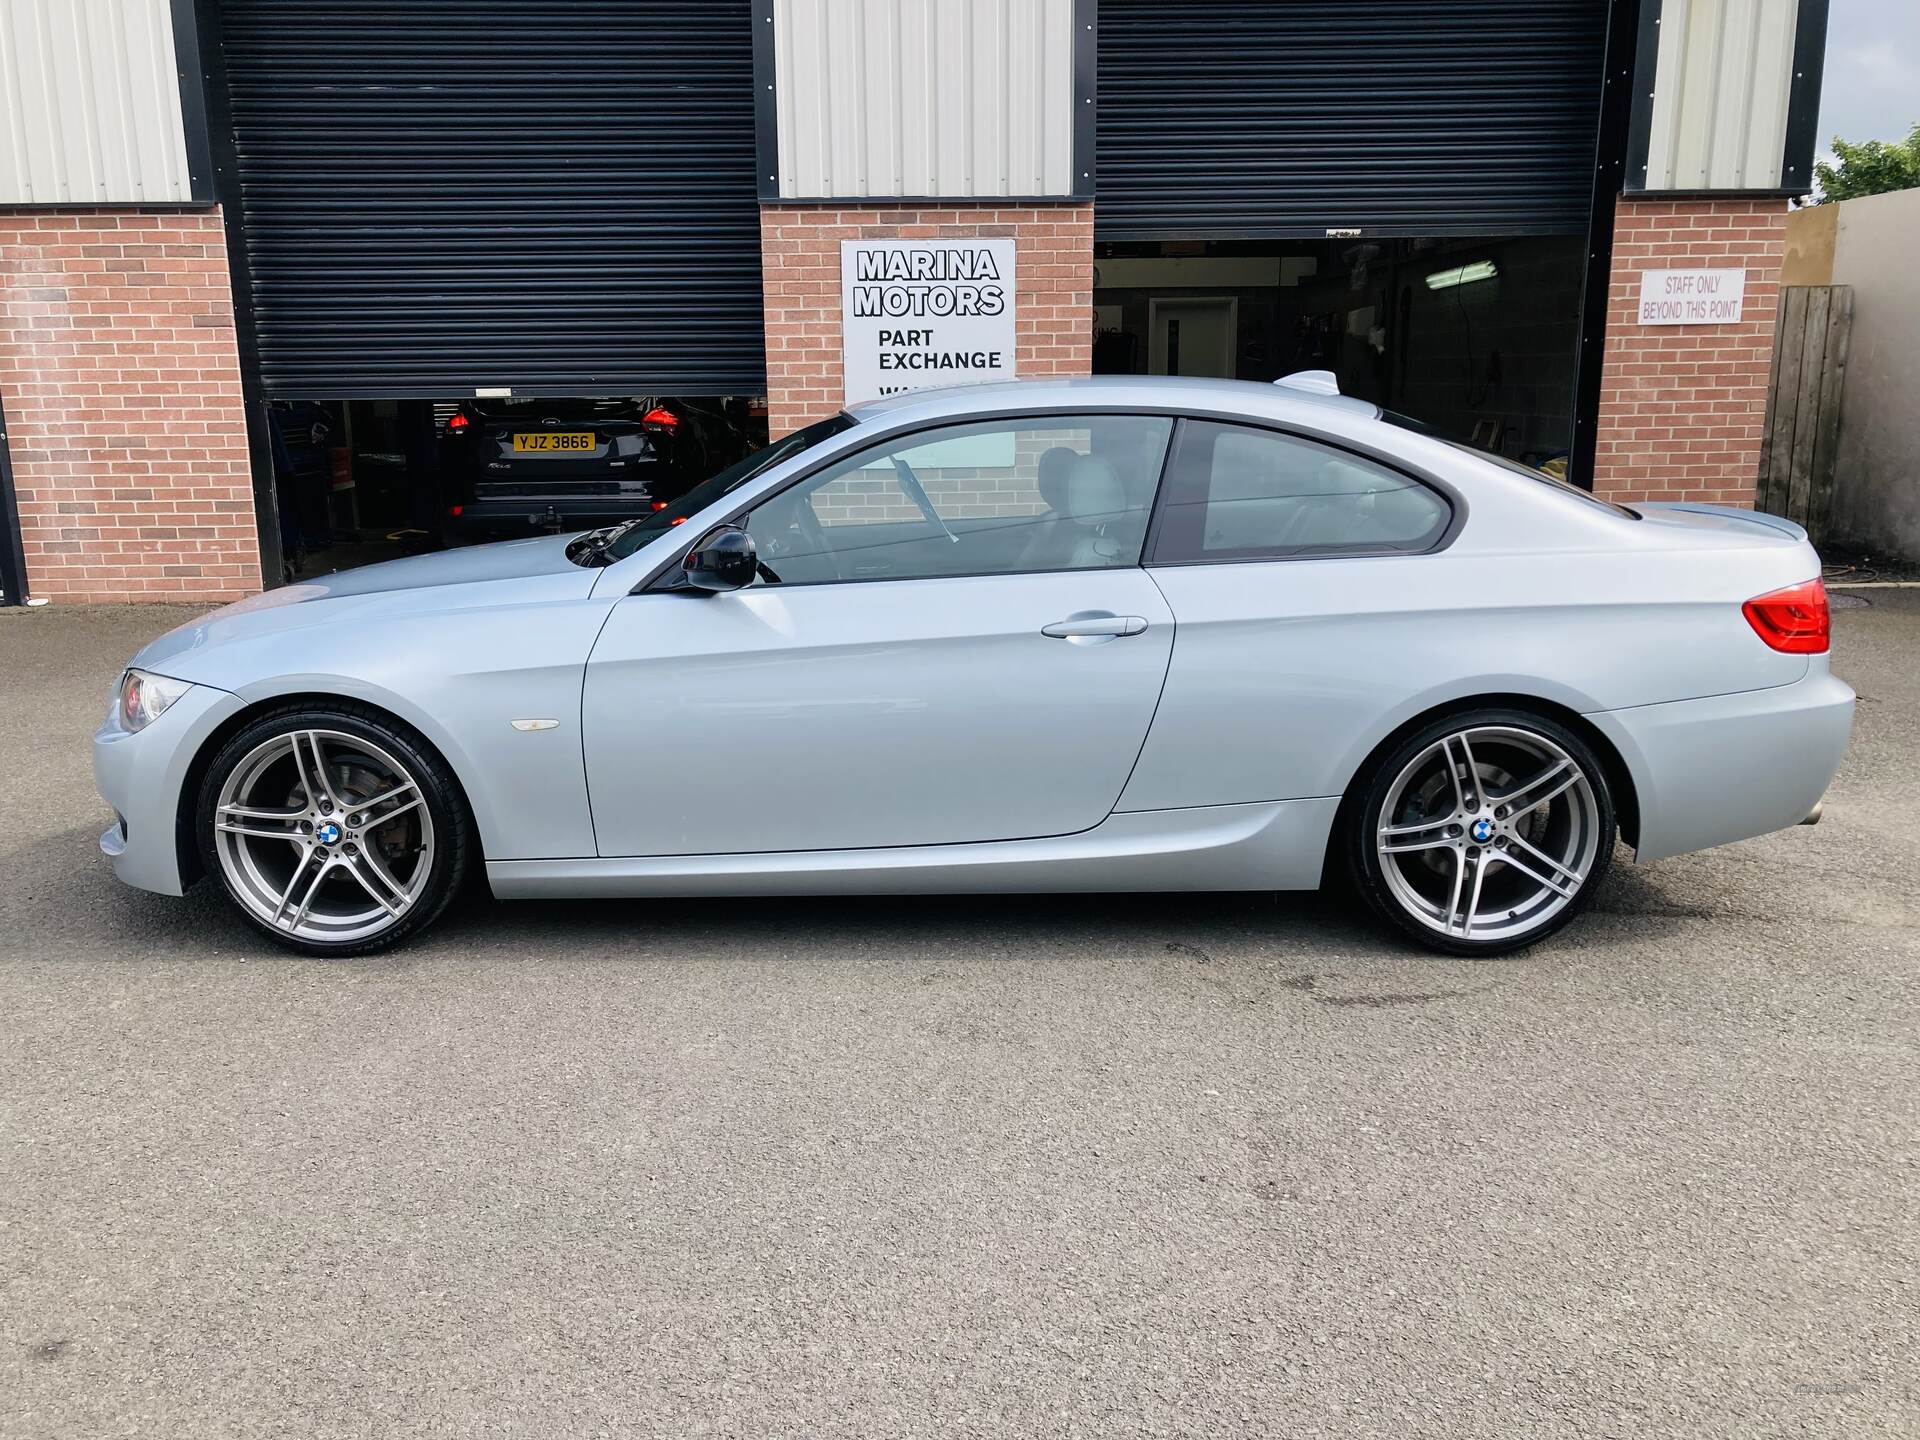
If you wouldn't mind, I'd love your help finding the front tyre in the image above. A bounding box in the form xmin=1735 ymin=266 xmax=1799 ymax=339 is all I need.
xmin=197 ymin=704 xmax=471 ymax=956
xmin=1347 ymin=709 xmax=1614 ymax=956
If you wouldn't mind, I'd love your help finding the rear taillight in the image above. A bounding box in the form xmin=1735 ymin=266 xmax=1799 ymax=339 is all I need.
xmin=447 ymin=412 xmax=470 ymax=431
xmin=1743 ymin=577 xmax=1829 ymax=654
xmin=642 ymin=407 xmax=680 ymax=431
xmin=447 ymin=505 xmax=464 ymax=517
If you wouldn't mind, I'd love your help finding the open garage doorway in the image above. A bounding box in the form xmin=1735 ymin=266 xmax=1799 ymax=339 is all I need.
xmin=1093 ymin=236 xmax=1587 ymax=478
xmin=269 ymin=396 xmax=766 ymax=583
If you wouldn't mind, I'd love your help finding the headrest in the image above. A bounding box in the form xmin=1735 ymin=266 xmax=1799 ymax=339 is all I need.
xmin=1066 ymin=455 xmax=1125 ymax=525
xmin=1035 ymin=446 xmax=1079 ymax=511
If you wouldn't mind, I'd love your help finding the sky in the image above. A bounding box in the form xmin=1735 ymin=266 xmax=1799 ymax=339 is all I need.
xmin=1815 ymin=0 xmax=1920 ymax=148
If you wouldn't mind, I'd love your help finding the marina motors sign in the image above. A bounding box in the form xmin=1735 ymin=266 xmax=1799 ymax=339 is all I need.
xmin=841 ymin=239 xmax=1017 ymax=405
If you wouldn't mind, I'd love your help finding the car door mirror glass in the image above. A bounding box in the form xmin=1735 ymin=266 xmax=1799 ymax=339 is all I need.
xmin=680 ymin=525 xmax=758 ymax=592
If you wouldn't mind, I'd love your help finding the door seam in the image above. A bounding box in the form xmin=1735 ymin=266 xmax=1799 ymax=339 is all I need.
xmin=1107 ymin=566 xmax=1180 ymax=816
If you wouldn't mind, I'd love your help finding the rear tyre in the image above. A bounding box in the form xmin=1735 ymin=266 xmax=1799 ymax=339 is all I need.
xmin=196 ymin=704 xmax=470 ymax=956
xmin=1346 ymin=708 xmax=1614 ymax=957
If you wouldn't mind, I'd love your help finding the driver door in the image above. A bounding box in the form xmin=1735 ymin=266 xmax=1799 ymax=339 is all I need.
xmin=581 ymin=414 xmax=1177 ymax=857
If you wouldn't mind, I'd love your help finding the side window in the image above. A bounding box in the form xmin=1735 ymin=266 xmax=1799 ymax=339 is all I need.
xmin=742 ymin=414 xmax=1173 ymax=585
xmin=1150 ymin=421 xmax=1451 ymax=563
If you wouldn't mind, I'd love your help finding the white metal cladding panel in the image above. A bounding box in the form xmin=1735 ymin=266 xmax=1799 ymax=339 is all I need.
xmin=1643 ymin=0 xmax=1797 ymax=191
xmin=773 ymin=0 xmax=1076 ymax=199
xmin=0 ymin=0 xmax=192 ymax=204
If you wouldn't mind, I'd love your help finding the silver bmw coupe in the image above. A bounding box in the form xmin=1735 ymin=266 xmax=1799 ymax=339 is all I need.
xmin=94 ymin=376 xmax=1852 ymax=957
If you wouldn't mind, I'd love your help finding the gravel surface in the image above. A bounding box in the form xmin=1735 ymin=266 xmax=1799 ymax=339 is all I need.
xmin=2 ymin=596 xmax=1916 ymax=1439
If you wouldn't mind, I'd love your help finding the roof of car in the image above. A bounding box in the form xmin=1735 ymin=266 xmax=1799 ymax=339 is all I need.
xmin=844 ymin=375 xmax=1382 ymax=427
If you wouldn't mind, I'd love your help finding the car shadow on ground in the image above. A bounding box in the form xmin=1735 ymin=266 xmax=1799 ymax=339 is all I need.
xmin=13 ymin=818 xmax=1708 ymax=974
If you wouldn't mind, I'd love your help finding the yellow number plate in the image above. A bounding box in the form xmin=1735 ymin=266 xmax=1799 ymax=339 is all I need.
xmin=512 ymin=432 xmax=595 ymax=452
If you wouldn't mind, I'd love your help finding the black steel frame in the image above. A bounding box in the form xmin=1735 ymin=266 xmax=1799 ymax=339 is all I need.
xmin=186 ymin=0 xmax=283 ymax=589
xmin=1568 ymin=0 xmax=1643 ymax=492
xmin=0 ymin=394 xmax=29 ymax=606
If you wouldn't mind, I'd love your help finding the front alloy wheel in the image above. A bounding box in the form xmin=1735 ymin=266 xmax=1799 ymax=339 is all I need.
xmin=1350 ymin=710 xmax=1614 ymax=955
xmin=199 ymin=706 xmax=468 ymax=954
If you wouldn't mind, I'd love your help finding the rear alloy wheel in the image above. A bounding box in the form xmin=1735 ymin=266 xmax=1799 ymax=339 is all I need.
xmin=198 ymin=706 xmax=469 ymax=955
xmin=1349 ymin=710 xmax=1614 ymax=956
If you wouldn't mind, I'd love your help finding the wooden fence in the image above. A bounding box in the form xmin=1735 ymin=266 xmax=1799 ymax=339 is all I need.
xmin=1757 ymin=285 xmax=1852 ymax=541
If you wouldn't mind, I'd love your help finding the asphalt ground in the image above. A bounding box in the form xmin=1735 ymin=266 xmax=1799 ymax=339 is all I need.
xmin=2 ymin=592 xmax=1915 ymax=1439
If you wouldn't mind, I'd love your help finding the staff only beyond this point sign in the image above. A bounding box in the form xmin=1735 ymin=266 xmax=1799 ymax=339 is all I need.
xmin=1637 ymin=267 xmax=1747 ymax=326
xmin=841 ymin=239 xmax=1018 ymax=405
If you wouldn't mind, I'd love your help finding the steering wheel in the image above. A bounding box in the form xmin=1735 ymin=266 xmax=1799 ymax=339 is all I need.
xmin=752 ymin=488 xmax=840 ymax=581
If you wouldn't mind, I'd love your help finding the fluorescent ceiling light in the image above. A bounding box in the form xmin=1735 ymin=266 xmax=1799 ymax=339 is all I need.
xmin=1425 ymin=260 xmax=1498 ymax=290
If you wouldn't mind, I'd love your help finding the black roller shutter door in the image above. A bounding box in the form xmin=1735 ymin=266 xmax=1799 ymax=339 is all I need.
xmin=1097 ymin=0 xmax=1609 ymax=241
xmin=215 ymin=0 xmax=764 ymax=398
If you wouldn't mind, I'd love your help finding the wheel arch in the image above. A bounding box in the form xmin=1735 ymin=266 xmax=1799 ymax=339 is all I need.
xmin=173 ymin=691 xmax=480 ymax=890
xmin=1322 ymin=692 xmax=1641 ymax=883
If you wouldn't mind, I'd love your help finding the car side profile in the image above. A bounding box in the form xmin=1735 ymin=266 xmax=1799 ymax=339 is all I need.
xmin=93 ymin=376 xmax=1853 ymax=957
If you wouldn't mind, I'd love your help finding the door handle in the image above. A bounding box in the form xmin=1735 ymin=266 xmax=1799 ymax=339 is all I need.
xmin=1041 ymin=614 xmax=1148 ymax=640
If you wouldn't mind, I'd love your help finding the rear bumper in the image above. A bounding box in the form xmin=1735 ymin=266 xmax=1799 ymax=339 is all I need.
xmin=447 ymin=494 xmax=665 ymax=537
xmin=1588 ymin=660 xmax=1854 ymax=863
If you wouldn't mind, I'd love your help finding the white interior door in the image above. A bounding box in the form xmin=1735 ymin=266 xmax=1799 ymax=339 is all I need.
xmin=1149 ymin=297 xmax=1238 ymax=377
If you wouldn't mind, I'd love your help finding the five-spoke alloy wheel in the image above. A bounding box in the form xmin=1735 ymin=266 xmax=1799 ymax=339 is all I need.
xmin=1348 ymin=709 xmax=1615 ymax=955
xmin=198 ymin=705 xmax=469 ymax=955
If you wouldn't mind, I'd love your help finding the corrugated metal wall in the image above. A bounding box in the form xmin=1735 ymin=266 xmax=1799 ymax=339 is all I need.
xmin=1096 ymin=0 xmax=1610 ymax=240
xmin=1640 ymin=0 xmax=1798 ymax=191
xmin=771 ymin=0 xmax=1079 ymax=199
xmin=0 ymin=0 xmax=194 ymax=205
xmin=216 ymin=0 xmax=765 ymax=398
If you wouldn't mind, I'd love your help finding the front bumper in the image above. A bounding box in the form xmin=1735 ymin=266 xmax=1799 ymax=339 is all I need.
xmin=92 ymin=680 xmax=244 ymax=896
xmin=1588 ymin=659 xmax=1855 ymax=863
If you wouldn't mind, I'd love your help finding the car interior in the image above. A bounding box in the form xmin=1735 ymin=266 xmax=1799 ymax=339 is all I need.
xmin=741 ymin=416 xmax=1174 ymax=585
xmin=735 ymin=411 xmax=1452 ymax=585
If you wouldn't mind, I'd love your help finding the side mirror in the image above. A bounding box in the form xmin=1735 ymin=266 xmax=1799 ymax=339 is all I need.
xmin=680 ymin=525 xmax=757 ymax=593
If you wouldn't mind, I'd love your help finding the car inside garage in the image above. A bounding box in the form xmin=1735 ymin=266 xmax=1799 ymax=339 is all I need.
xmin=264 ymin=395 xmax=764 ymax=583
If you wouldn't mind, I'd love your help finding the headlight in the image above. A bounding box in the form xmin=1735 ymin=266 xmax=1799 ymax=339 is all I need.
xmin=117 ymin=669 xmax=192 ymax=733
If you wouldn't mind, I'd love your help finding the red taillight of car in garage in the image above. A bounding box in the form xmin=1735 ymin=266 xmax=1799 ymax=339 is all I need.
xmin=1743 ymin=577 xmax=1830 ymax=653
xmin=641 ymin=407 xmax=680 ymax=431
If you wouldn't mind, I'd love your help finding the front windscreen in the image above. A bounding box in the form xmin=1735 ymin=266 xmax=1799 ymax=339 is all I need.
xmin=600 ymin=413 xmax=858 ymax=562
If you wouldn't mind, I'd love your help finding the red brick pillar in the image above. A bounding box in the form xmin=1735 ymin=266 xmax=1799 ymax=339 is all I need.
xmin=759 ymin=203 xmax=1093 ymax=437
xmin=0 ymin=210 xmax=259 ymax=603
xmin=1591 ymin=197 xmax=1787 ymax=508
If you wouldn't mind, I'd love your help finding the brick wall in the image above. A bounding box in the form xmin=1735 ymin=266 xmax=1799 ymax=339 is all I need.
xmin=1592 ymin=197 xmax=1787 ymax=507
xmin=0 ymin=210 xmax=258 ymax=603
xmin=760 ymin=202 xmax=1093 ymax=436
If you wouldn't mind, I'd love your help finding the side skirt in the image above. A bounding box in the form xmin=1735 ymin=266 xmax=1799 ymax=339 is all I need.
xmin=485 ymin=798 xmax=1341 ymax=899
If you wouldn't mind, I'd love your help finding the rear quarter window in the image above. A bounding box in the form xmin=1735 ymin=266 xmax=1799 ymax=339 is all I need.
xmin=1149 ymin=420 xmax=1451 ymax=563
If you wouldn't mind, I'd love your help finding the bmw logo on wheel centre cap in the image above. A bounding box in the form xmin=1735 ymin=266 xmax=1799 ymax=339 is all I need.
xmin=316 ymin=821 xmax=342 ymax=845
xmin=1470 ymin=818 xmax=1495 ymax=843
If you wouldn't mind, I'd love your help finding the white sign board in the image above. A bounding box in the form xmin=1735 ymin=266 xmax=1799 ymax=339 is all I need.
xmin=841 ymin=239 xmax=1017 ymax=406
xmin=1638 ymin=267 xmax=1747 ymax=325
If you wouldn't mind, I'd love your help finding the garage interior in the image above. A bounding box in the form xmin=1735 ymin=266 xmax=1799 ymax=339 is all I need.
xmin=1093 ymin=236 xmax=1586 ymax=473
xmin=265 ymin=397 xmax=765 ymax=583
xmin=1093 ymin=0 xmax=1610 ymax=481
